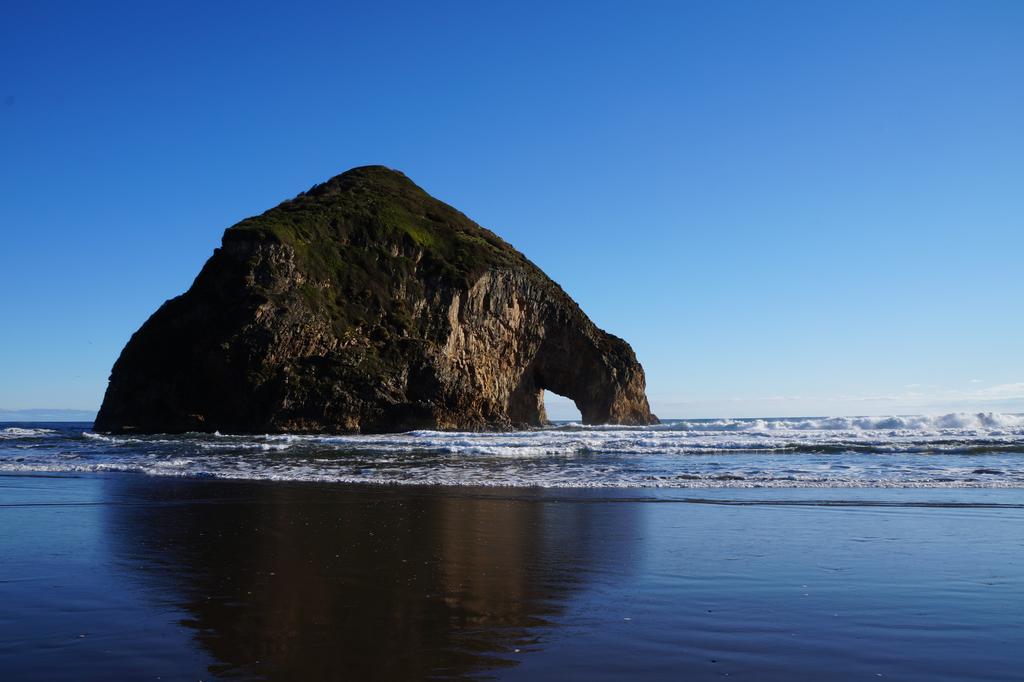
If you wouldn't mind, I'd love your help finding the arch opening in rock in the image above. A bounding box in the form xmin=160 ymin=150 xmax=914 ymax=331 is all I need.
xmin=542 ymin=390 xmax=582 ymax=424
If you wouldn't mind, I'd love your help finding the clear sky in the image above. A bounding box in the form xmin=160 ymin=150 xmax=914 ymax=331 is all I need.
xmin=2 ymin=1 xmax=1022 ymax=420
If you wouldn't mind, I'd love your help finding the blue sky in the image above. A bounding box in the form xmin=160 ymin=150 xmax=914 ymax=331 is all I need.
xmin=2 ymin=1 xmax=1022 ymax=419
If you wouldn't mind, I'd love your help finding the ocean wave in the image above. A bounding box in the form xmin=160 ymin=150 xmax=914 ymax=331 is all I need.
xmin=67 ymin=413 xmax=1024 ymax=459
xmin=646 ymin=412 xmax=1024 ymax=433
xmin=3 ymin=413 xmax=1024 ymax=489
xmin=0 ymin=427 xmax=58 ymax=440
xmin=2 ymin=457 xmax=1024 ymax=489
xmin=73 ymin=411 xmax=1024 ymax=443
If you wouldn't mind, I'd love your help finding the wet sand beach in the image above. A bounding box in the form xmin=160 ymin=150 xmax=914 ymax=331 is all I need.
xmin=1 ymin=472 xmax=1022 ymax=680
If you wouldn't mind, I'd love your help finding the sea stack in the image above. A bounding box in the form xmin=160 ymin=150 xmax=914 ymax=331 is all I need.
xmin=95 ymin=166 xmax=657 ymax=434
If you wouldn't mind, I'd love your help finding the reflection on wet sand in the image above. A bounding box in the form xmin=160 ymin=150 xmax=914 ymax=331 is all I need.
xmin=102 ymin=478 xmax=638 ymax=680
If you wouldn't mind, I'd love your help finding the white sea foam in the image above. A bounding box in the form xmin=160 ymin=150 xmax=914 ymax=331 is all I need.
xmin=2 ymin=414 xmax=1024 ymax=488
xmin=2 ymin=456 xmax=1023 ymax=489
xmin=0 ymin=427 xmax=58 ymax=439
xmin=650 ymin=412 xmax=1024 ymax=432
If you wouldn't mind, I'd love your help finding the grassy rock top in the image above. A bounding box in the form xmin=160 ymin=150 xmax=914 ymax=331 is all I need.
xmin=228 ymin=165 xmax=535 ymax=290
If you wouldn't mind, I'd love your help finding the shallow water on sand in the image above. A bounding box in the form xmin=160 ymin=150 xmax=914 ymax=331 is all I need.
xmin=1 ymin=473 xmax=1022 ymax=680
xmin=3 ymin=413 xmax=1024 ymax=488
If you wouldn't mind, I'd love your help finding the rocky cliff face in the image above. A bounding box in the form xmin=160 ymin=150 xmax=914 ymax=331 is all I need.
xmin=95 ymin=166 xmax=657 ymax=434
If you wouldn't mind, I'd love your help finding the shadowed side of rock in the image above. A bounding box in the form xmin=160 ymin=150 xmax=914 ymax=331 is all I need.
xmin=94 ymin=166 xmax=657 ymax=434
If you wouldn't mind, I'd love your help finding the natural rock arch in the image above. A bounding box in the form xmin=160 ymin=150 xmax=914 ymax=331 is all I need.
xmin=94 ymin=166 xmax=657 ymax=434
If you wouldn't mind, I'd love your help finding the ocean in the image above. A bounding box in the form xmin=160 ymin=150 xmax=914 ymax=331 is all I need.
xmin=3 ymin=412 xmax=1024 ymax=488
xmin=3 ymin=415 xmax=1024 ymax=679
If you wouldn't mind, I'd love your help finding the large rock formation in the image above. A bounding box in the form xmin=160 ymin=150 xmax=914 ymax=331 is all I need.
xmin=95 ymin=166 xmax=657 ymax=434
